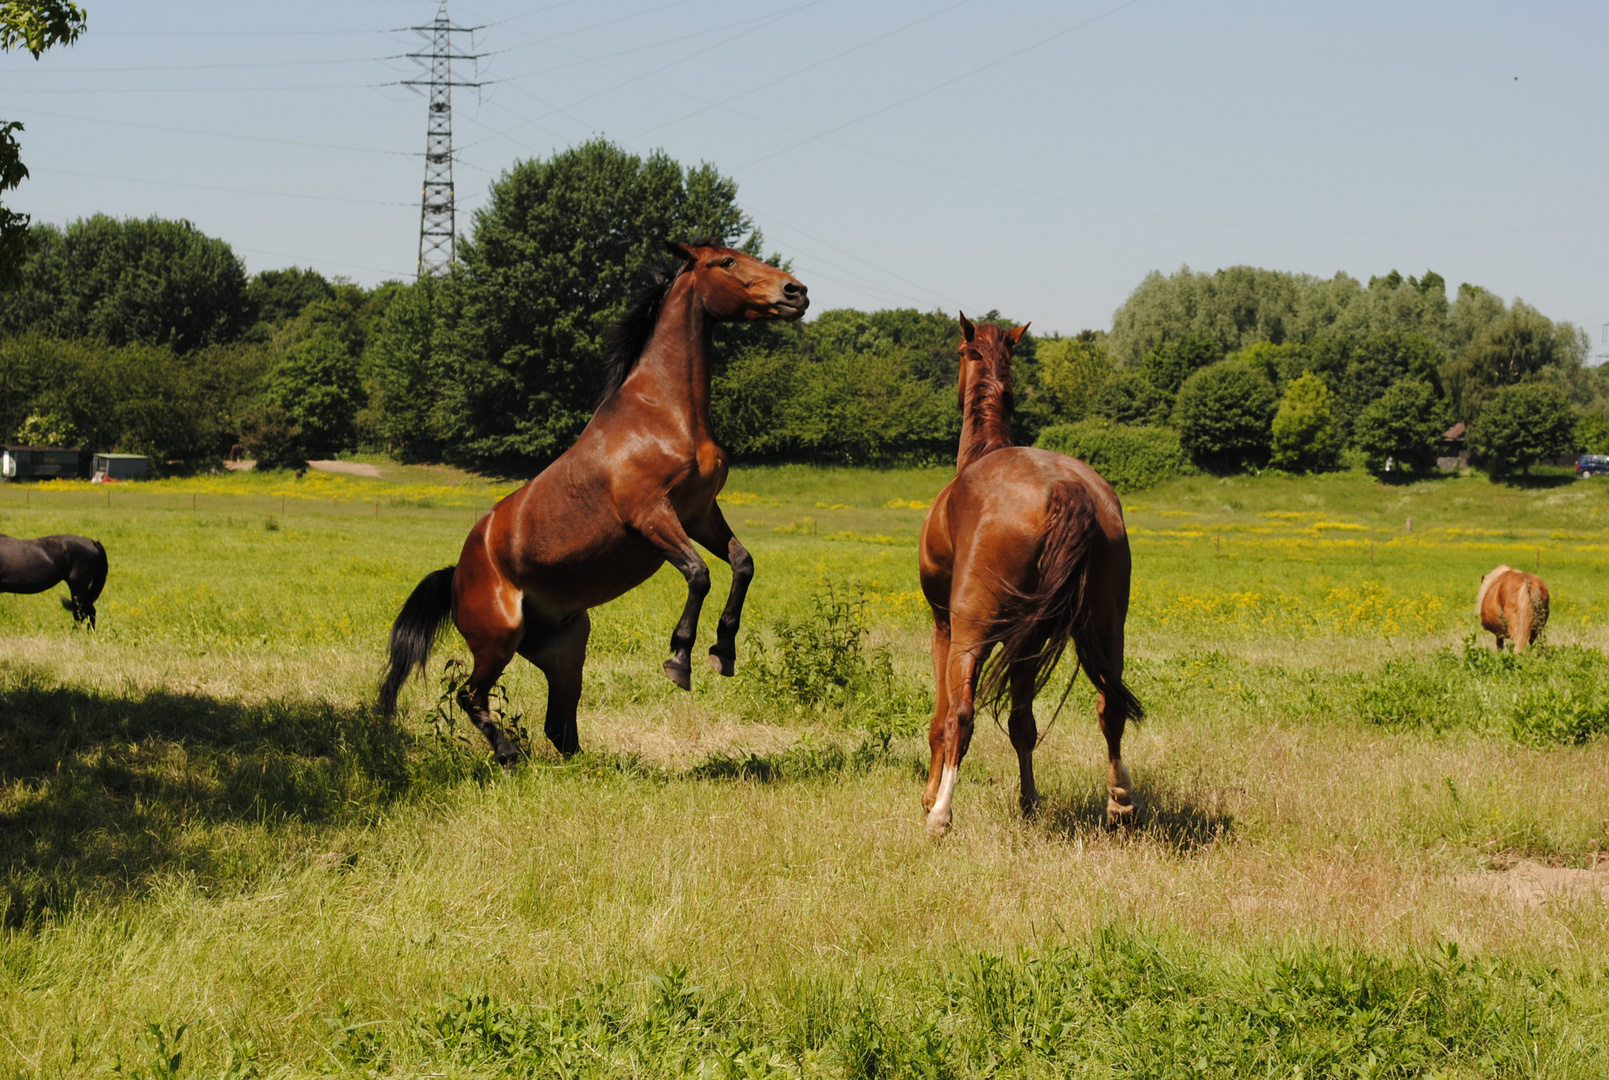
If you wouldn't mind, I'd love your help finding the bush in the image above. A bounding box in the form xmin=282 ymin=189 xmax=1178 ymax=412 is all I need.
xmin=240 ymin=404 xmax=306 ymax=470
xmin=1269 ymin=371 xmax=1340 ymax=472
xmin=1468 ymin=382 xmax=1576 ymax=477
xmin=1174 ymin=360 xmax=1276 ymax=469
xmin=1089 ymin=370 xmax=1170 ymax=426
xmin=1035 ymin=421 xmax=1195 ymax=492
xmin=1353 ymin=378 xmax=1445 ymax=473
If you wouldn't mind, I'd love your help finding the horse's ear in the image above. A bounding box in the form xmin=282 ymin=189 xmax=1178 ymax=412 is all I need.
xmin=1005 ymin=322 xmax=1031 ymax=347
xmin=665 ymin=240 xmax=697 ymax=263
xmin=959 ymin=312 xmax=976 ymax=342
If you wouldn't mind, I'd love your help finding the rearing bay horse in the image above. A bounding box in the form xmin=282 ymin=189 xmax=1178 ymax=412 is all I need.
xmin=918 ymin=315 xmax=1142 ymax=836
xmin=380 ymin=240 xmax=807 ymax=761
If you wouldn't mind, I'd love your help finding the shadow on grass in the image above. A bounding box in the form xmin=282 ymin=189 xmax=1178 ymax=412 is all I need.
xmin=1492 ymin=471 xmax=1577 ymax=490
xmin=1035 ymin=777 xmax=1237 ymax=854
xmin=1376 ymin=468 xmax=1455 ymax=487
xmin=0 ymin=663 xmax=414 ymax=925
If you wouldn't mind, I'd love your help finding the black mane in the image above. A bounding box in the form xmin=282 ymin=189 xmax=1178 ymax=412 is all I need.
xmin=598 ymin=236 xmax=728 ymax=404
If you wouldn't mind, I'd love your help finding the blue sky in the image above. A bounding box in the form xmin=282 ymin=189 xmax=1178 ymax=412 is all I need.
xmin=4 ymin=0 xmax=1606 ymax=353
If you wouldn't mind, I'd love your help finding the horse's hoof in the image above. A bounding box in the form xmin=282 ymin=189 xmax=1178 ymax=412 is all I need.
xmin=925 ymin=811 xmax=952 ymax=838
xmin=663 ymin=658 xmax=692 ymax=690
xmin=1106 ymin=798 xmax=1135 ymax=829
xmin=706 ymin=649 xmax=734 ymax=677
xmin=1019 ymin=793 xmax=1042 ymax=819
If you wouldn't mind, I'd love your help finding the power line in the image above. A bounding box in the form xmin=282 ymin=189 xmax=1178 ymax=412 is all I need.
xmin=732 ymin=0 xmax=1146 ymax=172
xmin=8 ymin=106 xmax=414 ymax=157
xmin=35 ymin=167 xmax=415 ymax=208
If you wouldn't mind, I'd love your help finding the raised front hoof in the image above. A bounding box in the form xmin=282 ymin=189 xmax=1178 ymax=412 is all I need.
xmin=663 ymin=657 xmax=693 ymax=690
xmin=706 ymin=648 xmax=735 ymax=677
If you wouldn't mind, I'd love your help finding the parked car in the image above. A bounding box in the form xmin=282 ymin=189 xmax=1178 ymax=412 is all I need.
xmin=1577 ymin=454 xmax=1609 ymax=478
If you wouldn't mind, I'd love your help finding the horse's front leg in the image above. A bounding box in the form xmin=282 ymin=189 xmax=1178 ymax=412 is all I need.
xmin=636 ymin=506 xmax=711 ymax=691
xmin=688 ymin=504 xmax=752 ymax=677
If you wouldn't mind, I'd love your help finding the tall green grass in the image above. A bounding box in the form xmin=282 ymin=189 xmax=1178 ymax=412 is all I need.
xmin=2 ymin=465 xmax=1608 ymax=1076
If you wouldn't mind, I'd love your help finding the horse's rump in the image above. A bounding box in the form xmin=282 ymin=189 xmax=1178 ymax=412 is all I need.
xmin=1478 ymin=565 xmax=1550 ymax=649
xmin=978 ymin=478 xmax=1143 ymax=725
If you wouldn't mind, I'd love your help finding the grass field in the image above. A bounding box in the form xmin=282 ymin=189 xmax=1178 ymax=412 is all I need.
xmin=2 ymin=463 xmax=1608 ymax=1078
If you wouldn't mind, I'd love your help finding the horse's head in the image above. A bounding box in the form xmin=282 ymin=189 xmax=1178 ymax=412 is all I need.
xmin=665 ymin=240 xmax=808 ymax=322
xmin=956 ymin=312 xmax=1029 ymax=408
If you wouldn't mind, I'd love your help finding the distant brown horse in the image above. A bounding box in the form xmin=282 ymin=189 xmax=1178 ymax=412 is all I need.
xmin=918 ymin=315 xmax=1142 ymax=836
xmin=1477 ymin=565 xmax=1549 ymax=651
xmin=380 ymin=240 xmax=807 ymax=760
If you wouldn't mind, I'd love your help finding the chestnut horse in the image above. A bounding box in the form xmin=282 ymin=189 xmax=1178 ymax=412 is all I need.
xmin=380 ymin=240 xmax=807 ymax=760
xmin=1477 ymin=565 xmax=1549 ymax=652
xmin=918 ymin=315 xmax=1142 ymax=836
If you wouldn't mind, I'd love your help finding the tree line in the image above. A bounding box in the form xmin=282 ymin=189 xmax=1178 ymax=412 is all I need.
xmin=1 ymin=139 xmax=1604 ymax=479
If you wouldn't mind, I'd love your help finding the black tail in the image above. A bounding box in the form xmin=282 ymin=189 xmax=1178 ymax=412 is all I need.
xmin=87 ymin=540 xmax=108 ymax=607
xmin=379 ymin=566 xmax=456 ymax=716
xmin=979 ymin=481 xmax=1143 ymax=726
xmin=61 ymin=539 xmax=109 ymax=628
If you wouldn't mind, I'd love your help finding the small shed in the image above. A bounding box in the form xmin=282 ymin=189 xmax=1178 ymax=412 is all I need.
xmin=92 ymin=453 xmax=150 ymax=481
xmin=1 ymin=444 xmax=81 ymax=480
xmin=1437 ymin=422 xmax=1468 ymax=471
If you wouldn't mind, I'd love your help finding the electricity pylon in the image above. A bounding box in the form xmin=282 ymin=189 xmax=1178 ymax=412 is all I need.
xmin=403 ymin=1 xmax=481 ymax=279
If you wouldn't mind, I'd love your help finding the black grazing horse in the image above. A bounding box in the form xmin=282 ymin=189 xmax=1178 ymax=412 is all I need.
xmin=0 ymin=534 xmax=108 ymax=627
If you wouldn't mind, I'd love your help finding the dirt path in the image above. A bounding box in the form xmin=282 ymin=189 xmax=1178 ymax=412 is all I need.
xmin=306 ymin=460 xmax=383 ymax=479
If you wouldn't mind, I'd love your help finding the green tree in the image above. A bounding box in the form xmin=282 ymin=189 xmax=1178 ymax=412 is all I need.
xmin=1174 ymin=361 xmax=1277 ymax=469
xmin=1090 ymin=370 xmax=1170 ymax=426
xmin=1304 ymin=331 xmax=1444 ymax=441
xmin=0 ymin=1 xmax=85 ymax=287
xmin=361 ymin=277 xmax=441 ymax=455
xmin=0 ymin=215 xmax=250 ymax=349
xmin=436 ymin=139 xmax=761 ymax=464
xmin=1140 ymin=334 xmax=1223 ymax=394
xmin=1270 ymin=371 xmax=1340 ymax=472
xmin=1443 ymin=304 xmax=1578 ymax=422
xmin=264 ymin=332 xmax=363 ymax=450
xmin=0 ymin=333 xmax=210 ymax=464
xmin=1577 ymin=411 xmax=1609 ymax=455
xmin=1468 ymin=382 xmax=1577 ymax=478
xmin=1351 ymin=378 xmax=1445 ymax=473
xmin=710 ymin=335 xmax=803 ymax=458
xmin=1030 ymin=331 xmax=1110 ymax=424
xmin=246 ymin=266 xmax=335 ymax=333
xmin=782 ymin=346 xmax=955 ymax=464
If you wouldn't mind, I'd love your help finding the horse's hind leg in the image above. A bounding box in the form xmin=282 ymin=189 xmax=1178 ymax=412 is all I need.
xmin=1007 ymin=660 xmax=1041 ymax=817
xmin=454 ymin=564 xmax=526 ymax=764
xmin=519 ymin=611 xmax=590 ymax=757
xmin=1092 ymin=642 xmax=1135 ymax=825
xmin=926 ymin=643 xmax=981 ymax=837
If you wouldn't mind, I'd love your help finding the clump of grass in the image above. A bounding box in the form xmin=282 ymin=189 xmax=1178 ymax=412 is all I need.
xmin=688 ymin=730 xmax=903 ymax=783
xmin=259 ymin=935 xmax=1608 ymax=1078
xmin=1511 ymin=687 xmax=1609 ymax=746
xmin=1355 ymin=638 xmax=1609 ymax=743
